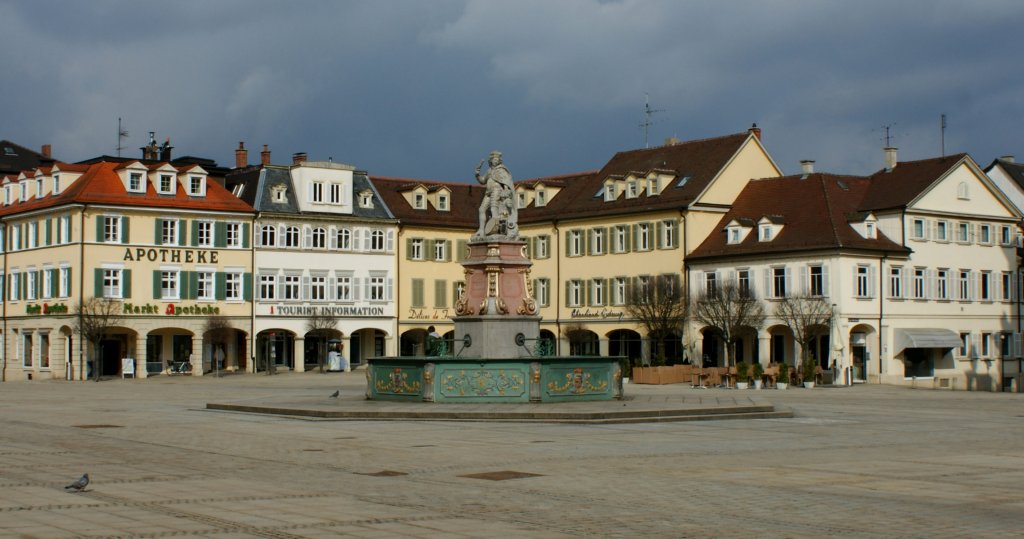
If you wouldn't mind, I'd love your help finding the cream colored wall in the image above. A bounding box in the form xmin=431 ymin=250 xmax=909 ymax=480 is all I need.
xmin=396 ymin=225 xmax=473 ymax=331
xmin=914 ymin=162 xmax=1017 ymax=218
xmin=697 ymin=136 xmax=782 ymax=206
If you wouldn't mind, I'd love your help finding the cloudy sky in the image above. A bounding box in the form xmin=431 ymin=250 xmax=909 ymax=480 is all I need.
xmin=2 ymin=0 xmax=1022 ymax=181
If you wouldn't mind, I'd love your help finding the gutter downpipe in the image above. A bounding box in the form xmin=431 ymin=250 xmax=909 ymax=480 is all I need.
xmin=680 ymin=211 xmax=689 ymax=364
xmin=879 ymin=254 xmax=886 ymax=381
xmin=251 ymin=212 xmax=257 ymax=374
xmin=2 ymin=220 xmax=6 ymax=382
xmin=79 ymin=206 xmax=86 ymax=381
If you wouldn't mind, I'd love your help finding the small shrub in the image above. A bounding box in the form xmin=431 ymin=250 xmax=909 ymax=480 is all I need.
xmin=735 ymin=361 xmax=750 ymax=383
xmin=801 ymin=355 xmax=817 ymax=382
xmin=777 ymin=362 xmax=790 ymax=384
xmin=751 ymin=362 xmax=764 ymax=382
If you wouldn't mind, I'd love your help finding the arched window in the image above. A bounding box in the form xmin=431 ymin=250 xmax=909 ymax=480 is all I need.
xmin=284 ymin=226 xmax=300 ymax=247
xmin=312 ymin=227 xmax=326 ymax=249
xmin=371 ymin=230 xmax=385 ymax=251
xmin=261 ymin=225 xmax=276 ymax=247
xmin=336 ymin=228 xmax=351 ymax=250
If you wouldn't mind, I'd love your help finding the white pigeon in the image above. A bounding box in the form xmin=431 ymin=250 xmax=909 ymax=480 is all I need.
xmin=329 ymin=390 xmax=339 ymax=398
xmin=65 ymin=473 xmax=89 ymax=492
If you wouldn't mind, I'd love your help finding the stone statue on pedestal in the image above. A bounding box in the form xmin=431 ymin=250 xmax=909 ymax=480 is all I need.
xmin=474 ymin=151 xmax=518 ymax=240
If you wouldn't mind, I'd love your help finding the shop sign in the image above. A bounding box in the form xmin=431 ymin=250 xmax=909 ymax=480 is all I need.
xmin=269 ymin=305 xmax=386 ymax=317
xmin=26 ymin=303 xmax=69 ymax=315
xmin=123 ymin=247 xmax=220 ymax=264
xmin=122 ymin=302 xmax=222 ymax=316
xmin=408 ymin=308 xmax=451 ymax=320
xmin=570 ymin=308 xmax=625 ymax=321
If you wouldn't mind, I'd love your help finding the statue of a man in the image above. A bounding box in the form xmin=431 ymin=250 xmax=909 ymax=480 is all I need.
xmin=474 ymin=151 xmax=517 ymax=239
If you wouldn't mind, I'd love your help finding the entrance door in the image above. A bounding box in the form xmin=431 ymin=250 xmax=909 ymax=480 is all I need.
xmin=350 ymin=333 xmax=361 ymax=365
xmin=101 ymin=339 xmax=121 ymax=376
xmin=852 ymin=346 xmax=867 ymax=382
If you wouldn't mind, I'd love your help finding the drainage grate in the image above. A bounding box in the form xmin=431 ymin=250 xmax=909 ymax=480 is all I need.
xmin=530 ymin=440 xmax=554 ymax=443
xmin=357 ymin=470 xmax=408 ymax=477
xmin=460 ymin=471 xmax=543 ymax=481
xmin=411 ymin=444 xmax=436 ymax=448
xmin=73 ymin=425 xmax=123 ymax=429
xmin=302 ymin=449 xmax=324 ymax=452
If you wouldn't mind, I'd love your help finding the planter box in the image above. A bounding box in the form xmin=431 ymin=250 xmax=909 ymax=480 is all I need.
xmin=777 ymin=382 xmax=788 ymax=390
xmin=803 ymin=381 xmax=815 ymax=389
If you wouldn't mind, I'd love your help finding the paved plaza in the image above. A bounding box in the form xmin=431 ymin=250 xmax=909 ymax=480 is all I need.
xmin=1 ymin=372 xmax=1023 ymax=538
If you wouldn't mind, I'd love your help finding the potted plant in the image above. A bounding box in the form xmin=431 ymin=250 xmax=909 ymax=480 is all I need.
xmin=776 ymin=362 xmax=789 ymax=390
xmin=735 ymin=361 xmax=750 ymax=389
xmin=751 ymin=362 xmax=764 ymax=389
xmin=801 ymin=356 xmax=817 ymax=388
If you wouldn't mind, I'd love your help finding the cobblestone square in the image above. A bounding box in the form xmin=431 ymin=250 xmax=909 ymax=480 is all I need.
xmin=2 ymin=373 xmax=1022 ymax=538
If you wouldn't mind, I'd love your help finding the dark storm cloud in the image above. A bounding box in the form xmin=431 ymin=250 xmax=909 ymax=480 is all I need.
xmin=2 ymin=0 xmax=1022 ymax=181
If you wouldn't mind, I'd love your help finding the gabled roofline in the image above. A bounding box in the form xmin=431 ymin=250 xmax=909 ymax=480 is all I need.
xmin=690 ymin=131 xmax=784 ymax=206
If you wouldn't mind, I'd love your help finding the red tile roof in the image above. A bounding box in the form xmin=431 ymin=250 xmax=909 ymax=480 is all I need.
xmin=370 ymin=176 xmax=484 ymax=229
xmin=858 ymin=154 xmax=967 ymax=211
xmin=689 ymin=173 xmax=908 ymax=260
xmin=0 ymin=161 xmax=253 ymax=217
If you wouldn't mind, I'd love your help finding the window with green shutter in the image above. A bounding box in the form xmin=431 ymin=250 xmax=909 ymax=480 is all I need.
xmin=411 ymin=278 xmax=424 ymax=308
xmin=434 ymin=279 xmax=447 ymax=308
xmin=120 ymin=216 xmax=130 ymax=243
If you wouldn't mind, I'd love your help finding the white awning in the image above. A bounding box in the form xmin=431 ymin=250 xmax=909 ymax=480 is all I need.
xmin=894 ymin=329 xmax=961 ymax=354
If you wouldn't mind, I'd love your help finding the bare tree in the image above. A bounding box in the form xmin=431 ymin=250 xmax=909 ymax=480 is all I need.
xmin=625 ymin=275 xmax=688 ymax=364
xmin=774 ymin=294 xmax=832 ymax=376
xmin=202 ymin=315 xmax=233 ymax=375
xmin=72 ymin=297 xmax=122 ymax=381
xmin=305 ymin=309 xmax=340 ymax=373
xmin=693 ymin=282 xmax=766 ymax=367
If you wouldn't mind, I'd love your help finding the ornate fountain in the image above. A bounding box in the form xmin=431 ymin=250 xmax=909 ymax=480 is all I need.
xmin=366 ymin=152 xmax=623 ymax=403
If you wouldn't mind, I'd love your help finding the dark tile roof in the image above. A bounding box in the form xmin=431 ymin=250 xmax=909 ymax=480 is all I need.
xmin=689 ymin=173 xmax=908 ymax=260
xmin=986 ymin=157 xmax=1024 ymax=191
xmin=370 ymin=176 xmax=482 ymax=229
xmin=523 ymin=132 xmax=754 ymax=221
xmin=858 ymin=154 xmax=967 ymax=211
xmin=0 ymin=140 xmax=54 ymax=176
xmin=0 ymin=161 xmax=254 ymax=218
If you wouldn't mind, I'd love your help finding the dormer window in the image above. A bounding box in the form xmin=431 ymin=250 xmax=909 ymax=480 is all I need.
xmin=866 ymin=222 xmax=876 ymax=239
xmin=4 ymin=185 xmax=10 ymax=205
xmin=20 ymin=181 xmax=28 ymax=202
xmin=626 ymin=181 xmax=637 ymax=199
xmin=413 ymin=193 xmax=425 ymax=209
xmin=35 ymin=178 xmax=43 ymax=198
xmin=158 ymin=174 xmax=174 ymax=194
xmin=647 ymin=178 xmax=660 ymax=196
xmin=359 ymin=190 xmax=374 ymax=208
xmin=759 ymin=225 xmax=773 ymax=241
xmin=52 ymin=174 xmax=60 ymax=195
xmin=728 ymin=228 xmax=741 ymax=244
xmin=604 ymin=183 xmax=615 ymax=202
xmin=518 ymin=192 xmax=527 ymax=208
xmin=437 ymin=194 xmax=449 ymax=211
xmin=535 ymin=189 xmax=546 ymax=207
xmin=129 ymin=172 xmax=143 ymax=192
xmin=188 ymin=175 xmax=206 ymax=197
xmin=271 ymin=184 xmax=288 ymax=203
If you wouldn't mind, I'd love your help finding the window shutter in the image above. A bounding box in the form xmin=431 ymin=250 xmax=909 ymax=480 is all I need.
xmin=821 ymin=265 xmax=830 ymax=297
xmin=353 ymin=228 xmax=362 ymax=251
xmin=48 ymin=268 xmax=57 ymax=298
xmin=153 ymin=270 xmax=162 ymax=298
xmin=302 ymin=275 xmax=311 ymax=300
xmin=386 ymin=278 xmax=394 ymax=301
xmin=523 ymin=236 xmax=532 ymax=259
xmin=95 ymin=217 xmax=105 ymax=243
xmin=216 ymin=272 xmax=226 ymax=300
xmin=242 ymin=223 xmax=250 ymax=248
xmin=445 ymin=240 xmax=452 ymax=262
xmin=303 ymin=226 xmax=313 ymax=249
xmin=585 ymin=280 xmax=593 ymax=306
xmin=799 ymin=266 xmax=809 ymax=295
xmin=657 ymin=221 xmax=665 ymax=249
xmin=1014 ymin=332 xmax=1022 ymax=358
xmin=178 ymin=220 xmax=187 ymax=246
xmin=353 ymin=278 xmax=361 ymax=300
xmin=435 ymin=280 xmax=447 ymax=308
xmin=585 ymin=230 xmax=593 ymax=255
xmin=927 ymin=270 xmax=935 ymax=300
xmin=564 ymin=231 xmax=571 ymax=257
xmin=329 ymin=227 xmax=338 ymax=250
xmin=624 ymin=226 xmax=632 ymax=252
xmin=868 ymin=266 xmax=877 ymax=298
xmin=45 ymin=219 xmax=52 ymax=246
xmin=412 ymin=279 xmax=424 ymax=307
xmin=405 ymin=238 xmax=414 ymax=260
xmin=564 ymin=280 xmax=571 ymax=307
xmin=122 ymin=269 xmax=131 ymax=298
xmin=94 ymin=268 xmax=104 ymax=297
xmin=191 ymin=220 xmax=200 ymax=246
xmin=457 ymin=240 xmax=468 ymax=262
xmin=386 ymin=230 xmax=395 ymax=252
xmin=453 ymin=281 xmax=462 ymax=307
xmin=278 ymin=225 xmax=286 ymax=247
xmin=215 ymin=222 xmax=227 ymax=248
xmin=243 ymin=273 xmax=252 ymax=301
xmin=188 ymin=271 xmax=199 ymax=300
xmin=328 ymin=276 xmax=337 ymax=300
xmin=118 ymin=216 xmax=129 ymax=244
xmin=763 ymin=269 xmax=771 ymax=298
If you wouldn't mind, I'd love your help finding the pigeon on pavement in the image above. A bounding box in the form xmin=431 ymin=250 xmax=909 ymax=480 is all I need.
xmin=65 ymin=473 xmax=89 ymax=492
xmin=329 ymin=390 xmax=340 ymax=398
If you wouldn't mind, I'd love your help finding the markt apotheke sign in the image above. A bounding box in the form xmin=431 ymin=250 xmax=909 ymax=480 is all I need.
xmin=123 ymin=302 xmax=222 ymax=316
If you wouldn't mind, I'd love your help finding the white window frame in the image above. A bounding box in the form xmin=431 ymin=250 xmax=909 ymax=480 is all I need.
xmin=161 ymin=270 xmax=181 ymax=300
xmin=226 ymin=222 xmax=242 ymax=248
xmin=568 ymin=280 xmax=582 ymax=307
xmin=936 ymin=269 xmax=949 ymax=300
xmin=889 ymin=266 xmax=903 ymax=299
xmin=261 ymin=225 xmax=276 ymax=247
xmin=103 ymin=216 xmax=120 ymax=243
xmin=161 ymin=219 xmax=178 ymax=245
xmin=189 ymin=176 xmax=206 ymax=196
xmin=535 ymin=278 xmax=550 ymax=307
xmin=225 ymin=272 xmax=242 ymax=301
xmin=637 ymin=223 xmax=651 ymax=251
xmin=103 ymin=268 xmax=123 ymax=299
xmin=197 ymin=221 xmax=213 ymax=247
xmin=259 ymin=274 xmax=277 ymax=300
xmin=411 ymin=239 xmax=424 ymax=260
xmin=282 ymin=274 xmax=300 ymax=300
xmin=158 ymin=174 xmax=174 ymax=194
xmin=569 ymin=230 xmax=583 ymax=257
xmin=197 ymin=271 xmax=215 ymax=300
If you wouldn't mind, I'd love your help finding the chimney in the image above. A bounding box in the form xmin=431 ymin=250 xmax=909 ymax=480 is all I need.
xmin=235 ymin=141 xmax=248 ymax=168
xmin=141 ymin=131 xmax=158 ymax=160
xmin=159 ymin=138 xmax=173 ymax=162
xmin=292 ymin=152 xmax=307 ymax=165
xmin=884 ymin=147 xmax=898 ymax=172
xmin=1001 ymin=155 xmax=1015 ymax=164
xmin=800 ymin=160 xmax=815 ymax=175
xmin=41 ymin=144 xmax=52 ymax=159
xmin=748 ymin=123 xmax=761 ymax=140
xmin=260 ymin=144 xmax=271 ymax=165
xmin=664 ymin=136 xmax=681 ymax=146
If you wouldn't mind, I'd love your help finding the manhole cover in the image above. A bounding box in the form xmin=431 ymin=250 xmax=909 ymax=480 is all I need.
xmin=460 ymin=471 xmax=543 ymax=481
xmin=357 ymin=470 xmax=408 ymax=477
xmin=73 ymin=425 xmax=123 ymax=429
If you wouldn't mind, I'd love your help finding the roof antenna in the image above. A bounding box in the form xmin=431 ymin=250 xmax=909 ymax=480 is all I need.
xmin=940 ymin=113 xmax=947 ymax=156
xmin=638 ymin=93 xmax=664 ymax=148
xmin=116 ymin=117 xmax=129 ymax=157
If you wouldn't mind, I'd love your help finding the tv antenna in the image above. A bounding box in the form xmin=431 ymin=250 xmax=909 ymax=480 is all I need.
xmin=940 ymin=113 xmax=947 ymax=156
xmin=639 ymin=94 xmax=664 ymax=148
xmin=116 ymin=117 xmax=130 ymax=157
xmin=879 ymin=122 xmax=898 ymax=147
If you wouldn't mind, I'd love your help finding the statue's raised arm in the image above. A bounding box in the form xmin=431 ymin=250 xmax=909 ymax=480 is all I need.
xmin=473 ymin=151 xmax=518 ymax=240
